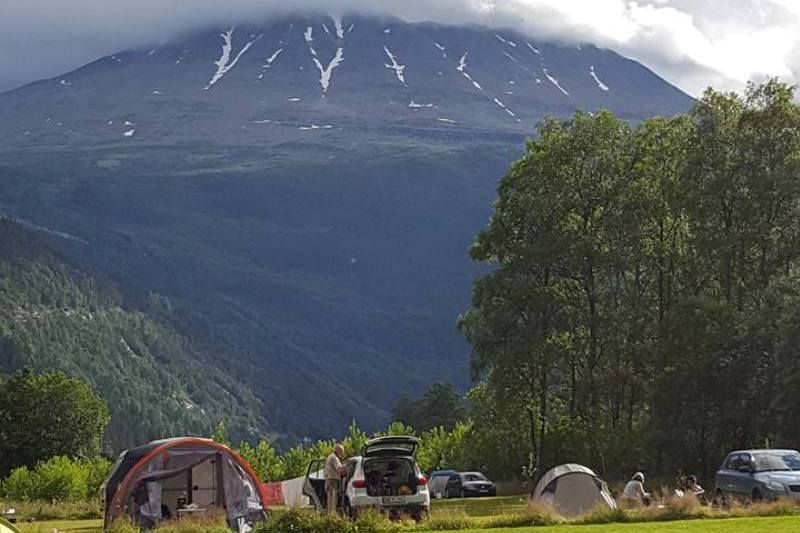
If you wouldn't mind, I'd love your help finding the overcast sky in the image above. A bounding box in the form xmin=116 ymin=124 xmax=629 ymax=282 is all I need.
xmin=1 ymin=0 xmax=798 ymax=95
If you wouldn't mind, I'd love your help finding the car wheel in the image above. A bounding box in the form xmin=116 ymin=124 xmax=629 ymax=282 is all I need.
xmin=751 ymin=489 xmax=763 ymax=503
xmin=714 ymin=489 xmax=728 ymax=508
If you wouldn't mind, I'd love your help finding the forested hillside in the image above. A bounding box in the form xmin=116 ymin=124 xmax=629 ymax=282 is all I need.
xmin=0 ymin=219 xmax=265 ymax=449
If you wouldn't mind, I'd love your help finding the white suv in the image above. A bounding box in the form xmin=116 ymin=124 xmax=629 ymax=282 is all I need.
xmin=303 ymin=436 xmax=430 ymax=520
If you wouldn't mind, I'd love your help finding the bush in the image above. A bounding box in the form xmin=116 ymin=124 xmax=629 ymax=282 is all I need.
xmin=0 ymin=456 xmax=110 ymax=502
xmin=1 ymin=467 xmax=35 ymax=501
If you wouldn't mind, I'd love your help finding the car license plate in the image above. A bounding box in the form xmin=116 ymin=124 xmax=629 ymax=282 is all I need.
xmin=381 ymin=496 xmax=406 ymax=505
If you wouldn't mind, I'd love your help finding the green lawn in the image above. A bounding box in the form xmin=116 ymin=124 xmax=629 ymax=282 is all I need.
xmin=432 ymin=496 xmax=529 ymax=517
xmin=17 ymin=519 xmax=101 ymax=533
xmin=464 ymin=516 xmax=800 ymax=532
xmin=15 ymin=516 xmax=800 ymax=533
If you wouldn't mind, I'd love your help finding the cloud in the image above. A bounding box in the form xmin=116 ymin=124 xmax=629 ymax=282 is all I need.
xmin=1 ymin=0 xmax=798 ymax=95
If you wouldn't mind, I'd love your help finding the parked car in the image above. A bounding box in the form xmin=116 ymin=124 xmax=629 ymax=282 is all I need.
xmin=715 ymin=449 xmax=800 ymax=503
xmin=428 ymin=470 xmax=458 ymax=499
xmin=303 ymin=436 xmax=430 ymax=519
xmin=444 ymin=471 xmax=497 ymax=498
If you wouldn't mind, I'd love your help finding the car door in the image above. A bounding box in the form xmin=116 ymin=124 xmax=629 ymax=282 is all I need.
xmin=302 ymin=459 xmax=326 ymax=512
xmin=738 ymin=454 xmax=758 ymax=496
xmin=730 ymin=454 xmax=755 ymax=497
xmin=445 ymin=474 xmax=462 ymax=498
xmin=718 ymin=454 xmax=740 ymax=494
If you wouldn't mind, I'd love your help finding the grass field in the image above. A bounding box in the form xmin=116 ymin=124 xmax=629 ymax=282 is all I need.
xmin=15 ymin=516 xmax=800 ymax=533
xmin=17 ymin=520 xmax=101 ymax=533
xmin=11 ymin=497 xmax=800 ymax=533
xmin=432 ymin=496 xmax=529 ymax=517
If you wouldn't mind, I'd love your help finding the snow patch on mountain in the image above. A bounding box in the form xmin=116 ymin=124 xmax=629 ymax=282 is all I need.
xmin=457 ymin=52 xmax=483 ymax=91
xmin=590 ymin=66 xmax=610 ymax=91
xmin=495 ymin=34 xmax=517 ymax=47
xmin=493 ymin=97 xmax=516 ymax=118
xmin=543 ymin=68 xmax=569 ymax=96
xmin=205 ymin=28 xmax=260 ymax=90
xmin=384 ymin=47 xmax=406 ymax=85
xmin=312 ymin=48 xmax=344 ymax=94
xmin=333 ymin=16 xmax=345 ymax=39
xmin=258 ymin=48 xmax=283 ymax=79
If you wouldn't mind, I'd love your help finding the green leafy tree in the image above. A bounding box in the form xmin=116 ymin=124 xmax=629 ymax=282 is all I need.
xmin=461 ymin=80 xmax=800 ymax=481
xmin=238 ymin=440 xmax=282 ymax=482
xmin=341 ymin=420 xmax=369 ymax=458
xmin=392 ymin=382 xmax=467 ymax=432
xmin=0 ymin=371 xmax=109 ymax=475
xmin=211 ymin=421 xmax=231 ymax=447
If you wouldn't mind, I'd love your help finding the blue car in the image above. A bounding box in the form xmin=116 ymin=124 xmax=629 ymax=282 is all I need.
xmin=715 ymin=449 xmax=800 ymax=502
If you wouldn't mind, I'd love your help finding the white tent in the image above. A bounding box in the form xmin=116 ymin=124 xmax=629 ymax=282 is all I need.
xmin=0 ymin=517 xmax=20 ymax=533
xmin=531 ymin=464 xmax=616 ymax=517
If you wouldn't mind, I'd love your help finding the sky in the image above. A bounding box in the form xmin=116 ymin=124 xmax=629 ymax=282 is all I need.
xmin=1 ymin=0 xmax=798 ymax=95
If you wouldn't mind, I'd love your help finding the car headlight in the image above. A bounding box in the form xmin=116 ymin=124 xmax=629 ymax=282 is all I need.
xmin=765 ymin=481 xmax=786 ymax=492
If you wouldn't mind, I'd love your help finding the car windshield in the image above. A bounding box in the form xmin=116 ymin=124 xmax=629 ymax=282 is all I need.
xmin=753 ymin=452 xmax=800 ymax=472
xmin=462 ymin=473 xmax=488 ymax=482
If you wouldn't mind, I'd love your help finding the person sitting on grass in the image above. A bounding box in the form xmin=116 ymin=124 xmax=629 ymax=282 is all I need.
xmin=622 ymin=472 xmax=651 ymax=507
xmin=686 ymin=475 xmax=705 ymax=501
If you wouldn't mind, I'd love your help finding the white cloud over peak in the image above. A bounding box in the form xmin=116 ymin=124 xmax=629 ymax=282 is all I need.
xmin=0 ymin=0 xmax=798 ymax=96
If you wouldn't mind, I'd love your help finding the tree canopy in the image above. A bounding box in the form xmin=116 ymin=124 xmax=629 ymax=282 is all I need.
xmin=392 ymin=381 xmax=467 ymax=432
xmin=461 ymin=80 xmax=800 ymax=479
xmin=0 ymin=371 xmax=110 ymax=475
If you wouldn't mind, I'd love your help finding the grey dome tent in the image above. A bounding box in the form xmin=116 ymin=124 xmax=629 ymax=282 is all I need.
xmin=103 ymin=438 xmax=268 ymax=532
xmin=531 ymin=464 xmax=616 ymax=517
xmin=0 ymin=517 xmax=20 ymax=533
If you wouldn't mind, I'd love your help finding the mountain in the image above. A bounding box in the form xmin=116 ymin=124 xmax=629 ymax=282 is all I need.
xmin=0 ymin=219 xmax=266 ymax=448
xmin=0 ymin=14 xmax=693 ymax=444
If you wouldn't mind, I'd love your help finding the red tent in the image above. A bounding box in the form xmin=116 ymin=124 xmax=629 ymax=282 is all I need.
xmin=103 ymin=438 xmax=268 ymax=531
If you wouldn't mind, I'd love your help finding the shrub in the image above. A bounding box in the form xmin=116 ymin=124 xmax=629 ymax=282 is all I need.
xmin=0 ymin=455 xmax=110 ymax=502
xmin=1 ymin=467 xmax=35 ymax=500
xmin=30 ymin=456 xmax=88 ymax=501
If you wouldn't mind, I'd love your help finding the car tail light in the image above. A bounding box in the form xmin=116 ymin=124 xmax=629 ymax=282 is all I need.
xmin=353 ymin=479 xmax=366 ymax=489
xmin=418 ymin=476 xmax=428 ymax=486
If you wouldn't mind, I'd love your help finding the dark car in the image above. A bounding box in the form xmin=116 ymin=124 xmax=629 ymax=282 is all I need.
xmin=445 ymin=472 xmax=497 ymax=498
xmin=428 ymin=470 xmax=459 ymax=499
xmin=715 ymin=449 xmax=800 ymax=503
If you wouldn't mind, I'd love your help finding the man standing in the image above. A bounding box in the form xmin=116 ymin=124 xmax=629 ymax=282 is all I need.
xmin=324 ymin=444 xmax=347 ymax=514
